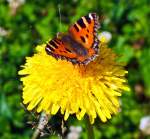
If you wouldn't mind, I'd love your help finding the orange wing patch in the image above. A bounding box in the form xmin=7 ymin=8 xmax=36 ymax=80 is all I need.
xmin=69 ymin=13 xmax=99 ymax=49
xmin=46 ymin=38 xmax=77 ymax=59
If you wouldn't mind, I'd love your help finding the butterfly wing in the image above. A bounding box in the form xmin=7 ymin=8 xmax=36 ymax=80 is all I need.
xmin=45 ymin=38 xmax=78 ymax=63
xmin=68 ymin=13 xmax=100 ymax=53
xmin=45 ymin=13 xmax=100 ymax=65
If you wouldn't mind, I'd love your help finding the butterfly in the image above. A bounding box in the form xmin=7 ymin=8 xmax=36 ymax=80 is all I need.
xmin=45 ymin=13 xmax=100 ymax=65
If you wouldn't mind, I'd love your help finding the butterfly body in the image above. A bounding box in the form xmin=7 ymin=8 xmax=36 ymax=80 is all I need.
xmin=46 ymin=13 xmax=100 ymax=65
xmin=61 ymin=34 xmax=89 ymax=56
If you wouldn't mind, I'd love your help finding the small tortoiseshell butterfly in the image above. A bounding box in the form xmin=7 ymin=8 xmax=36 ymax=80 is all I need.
xmin=45 ymin=13 xmax=100 ymax=65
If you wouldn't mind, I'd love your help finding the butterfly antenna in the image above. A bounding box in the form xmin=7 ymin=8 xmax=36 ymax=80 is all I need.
xmin=58 ymin=4 xmax=62 ymax=32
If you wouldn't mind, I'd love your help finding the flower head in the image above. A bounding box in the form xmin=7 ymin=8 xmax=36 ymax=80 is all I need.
xmin=19 ymin=39 xmax=129 ymax=124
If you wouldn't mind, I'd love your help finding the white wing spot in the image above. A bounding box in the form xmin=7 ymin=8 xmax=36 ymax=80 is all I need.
xmin=89 ymin=13 xmax=93 ymax=19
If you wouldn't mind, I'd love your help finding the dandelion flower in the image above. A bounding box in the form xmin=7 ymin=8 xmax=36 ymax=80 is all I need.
xmin=19 ymin=38 xmax=129 ymax=124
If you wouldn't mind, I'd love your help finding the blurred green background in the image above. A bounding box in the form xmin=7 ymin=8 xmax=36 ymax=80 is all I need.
xmin=0 ymin=0 xmax=150 ymax=139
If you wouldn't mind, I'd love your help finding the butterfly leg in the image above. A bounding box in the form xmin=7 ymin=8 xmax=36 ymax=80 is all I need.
xmin=56 ymin=32 xmax=67 ymax=39
xmin=56 ymin=32 xmax=63 ymax=38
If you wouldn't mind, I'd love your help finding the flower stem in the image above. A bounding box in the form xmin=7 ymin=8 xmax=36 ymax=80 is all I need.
xmin=60 ymin=119 xmax=65 ymax=139
xmin=85 ymin=116 xmax=94 ymax=139
xmin=31 ymin=112 xmax=50 ymax=139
